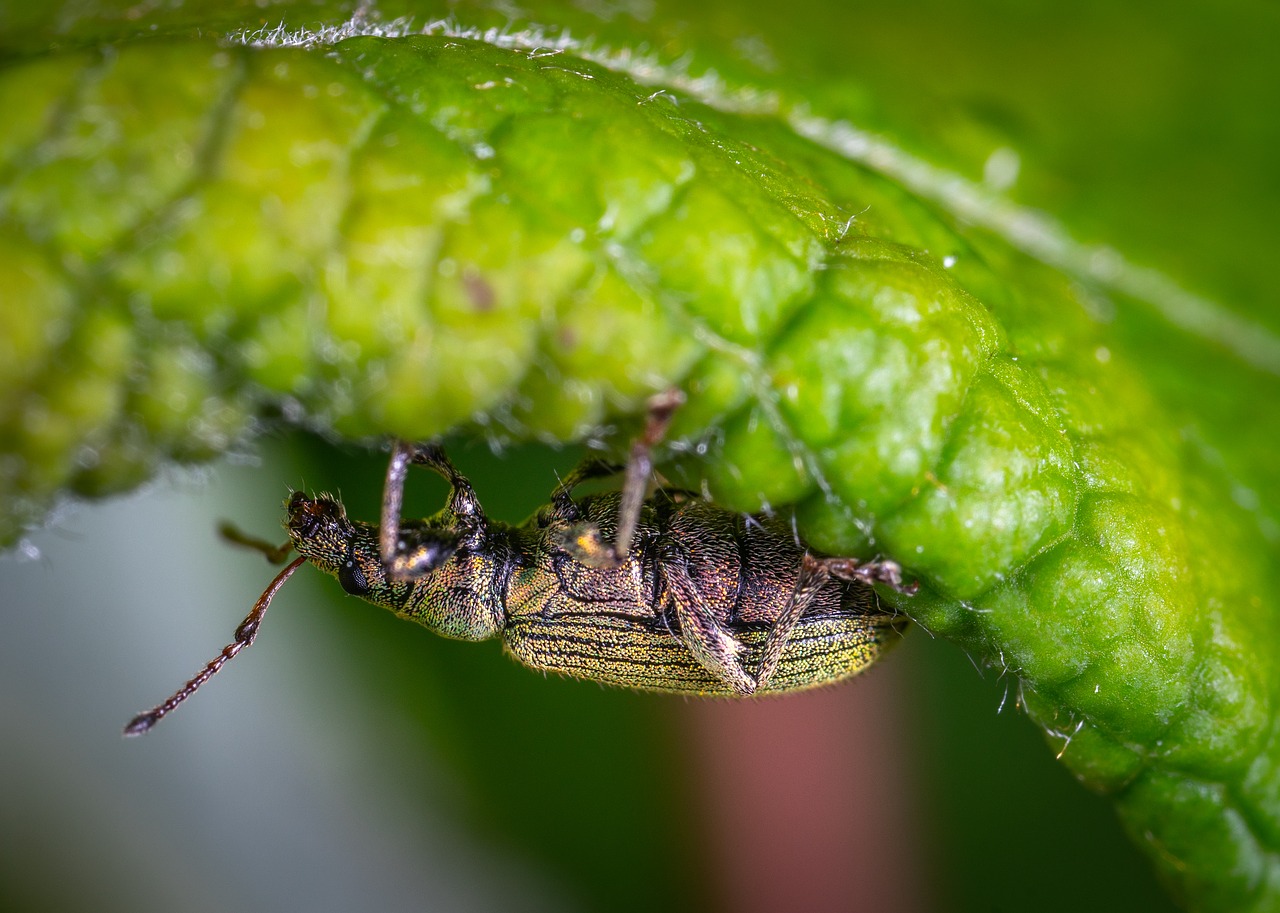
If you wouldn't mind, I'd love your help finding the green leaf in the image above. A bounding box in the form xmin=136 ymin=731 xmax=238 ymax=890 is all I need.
xmin=3 ymin=3 xmax=1279 ymax=909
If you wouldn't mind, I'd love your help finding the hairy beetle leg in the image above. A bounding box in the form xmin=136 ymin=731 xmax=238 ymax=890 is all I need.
xmin=380 ymin=441 xmax=473 ymax=582
xmin=550 ymin=388 xmax=685 ymax=568
xmin=665 ymin=558 xmax=757 ymax=694
xmin=549 ymin=457 xmax=624 ymax=516
xmin=753 ymin=555 xmax=914 ymax=689
xmin=823 ymin=557 xmax=919 ymax=596
xmin=670 ymin=553 xmax=915 ymax=695
xmin=665 ymin=552 xmax=831 ymax=695
xmin=750 ymin=554 xmax=838 ymax=692
xmin=614 ymin=388 xmax=684 ymax=561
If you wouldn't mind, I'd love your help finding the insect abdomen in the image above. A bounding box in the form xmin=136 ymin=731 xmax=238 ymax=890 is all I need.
xmin=503 ymin=609 xmax=905 ymax=696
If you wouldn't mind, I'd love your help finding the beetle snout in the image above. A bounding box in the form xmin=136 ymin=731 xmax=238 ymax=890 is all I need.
xmin=285 ymin=491 xmax=345 ymax=540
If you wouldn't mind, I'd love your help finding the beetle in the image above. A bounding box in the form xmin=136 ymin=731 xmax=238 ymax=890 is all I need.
xmin=125 ymin=391 xmax=915 ymax=735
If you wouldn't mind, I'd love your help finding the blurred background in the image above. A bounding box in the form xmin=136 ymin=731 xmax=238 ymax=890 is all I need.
xmin=4 ymin=0 xmax=1276 ymax=909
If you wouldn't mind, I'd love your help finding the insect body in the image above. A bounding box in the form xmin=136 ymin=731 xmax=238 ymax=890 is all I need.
xmin=126 ymin=392 xmax=915 ymax=734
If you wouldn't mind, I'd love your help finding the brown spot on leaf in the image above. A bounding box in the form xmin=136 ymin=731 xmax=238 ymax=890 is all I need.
xmin=463 ymin=270 xmax=495 ymax=312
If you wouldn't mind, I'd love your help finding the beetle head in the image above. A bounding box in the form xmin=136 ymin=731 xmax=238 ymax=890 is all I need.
xmin=284 ymin=491 xmax=406 ymax=604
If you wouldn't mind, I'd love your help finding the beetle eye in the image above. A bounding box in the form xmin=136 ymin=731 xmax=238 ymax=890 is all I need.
xmin=338 ymin=558 xmax=370 ymax=597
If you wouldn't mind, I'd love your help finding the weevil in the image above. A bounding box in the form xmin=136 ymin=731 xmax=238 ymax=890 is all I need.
xmin=125 ymin=391 xmax=915 ymax=735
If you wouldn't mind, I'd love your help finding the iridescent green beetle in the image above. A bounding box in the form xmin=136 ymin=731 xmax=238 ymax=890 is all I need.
xmin=126 ymin=392 xmax=915 ymax=734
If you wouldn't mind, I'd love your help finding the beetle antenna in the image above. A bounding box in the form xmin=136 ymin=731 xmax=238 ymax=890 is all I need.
xmin=218 ymin=521 xmax=294 ymax=564
xmin=123 ymin=555 xmax=307 ymax=736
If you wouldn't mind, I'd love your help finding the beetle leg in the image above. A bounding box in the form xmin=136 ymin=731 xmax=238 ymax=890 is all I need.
xmin=665 ymin=558 xmax=757 ymax=695
xmin=547 ymin=458 xmax=626 ymax=568
xmin=754 ymin=555 xmax=916 ymax=688
xmin=753 ymin=554 xmax=835 ymax=690
xmin=553 ymin=389 xmax=685 ymax=568
xmin=823 ymin=556 xmax=920 ymax=596
xmin=614 ymin=388 xmax=684 ymax=561
xmin=549 ymin=457 xmax=623 ymax=517
xmin=380 ymin=441 xmax=474 ymax=582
